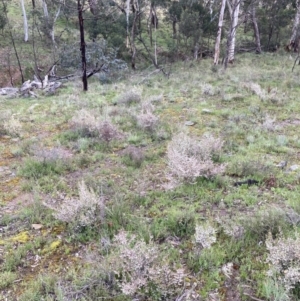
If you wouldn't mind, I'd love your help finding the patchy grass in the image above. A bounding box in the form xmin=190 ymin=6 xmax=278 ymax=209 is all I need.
xmin=2 ymin=53 xmax=300 ymax=300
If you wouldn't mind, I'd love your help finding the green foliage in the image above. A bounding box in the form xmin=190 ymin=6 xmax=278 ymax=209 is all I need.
xmin=19 ymin=158 xmax=68 ymax=179
xmin=60 ymin=40 xmax=127 ymax=76
xmin=0 ymin=271 xmax=17 ymax=290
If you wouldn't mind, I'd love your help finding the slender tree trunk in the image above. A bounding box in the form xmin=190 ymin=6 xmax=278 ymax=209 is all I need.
xmin=214 ymin=0 xmax=226 ymax=65
xmin=126 ymin=0 xmax=130 ymax=48
xmin=251 ymin=2 xmax=261 ymax=54
xmin=227 ymin=0 xmax=240 ymax=63
xmin=290 ymin=0 xmax=300 ymax=52
xmin=1 ymin=0 xmax=24 ymax=83
xmin=20 ymin=0 xmax=28 ymax=42
xmin=150 ymin=3 xmax=158 ymax=65
xmin=130 ymin=0 xmax=139 ymax=70
xmin=40 ymin=0 xmax=60 ymax=45
xmin=78 ymin=0 xmax=87 ymax=91
xmin=172 ymin=17 xmax=177 ymax=38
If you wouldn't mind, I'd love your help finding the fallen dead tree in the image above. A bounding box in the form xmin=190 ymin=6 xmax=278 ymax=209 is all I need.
xmin=0 ymin=75 xmax=63 ymax=98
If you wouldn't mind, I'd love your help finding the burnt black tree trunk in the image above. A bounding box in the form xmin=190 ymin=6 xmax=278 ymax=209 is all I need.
xmin=78 ymin=0 xmax=87 ymax=91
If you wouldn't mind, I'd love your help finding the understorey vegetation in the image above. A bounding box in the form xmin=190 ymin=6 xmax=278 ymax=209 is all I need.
xmin=2 ymin=53 xmax=300 ymax=300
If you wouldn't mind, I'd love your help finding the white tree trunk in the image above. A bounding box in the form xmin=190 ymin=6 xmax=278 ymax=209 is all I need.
xmin=290 ymin=0 xmax=300 ymax=51
xmin=213 ymin=0 xmax=226 ymax=65
xmin=20 ymin=0 xmax=28 ymax=42
xmin=251 ymin=2 xmax=261 ymax=54
xmin=227 ymin=0 xmax=240 ymax=62
xmin=126 ymin=0 xmax=130 ymax=48
xmin=41 ymin=0 xmax=49 ymax=18
xmin=39 ymin=0 xmax=61 ymax=45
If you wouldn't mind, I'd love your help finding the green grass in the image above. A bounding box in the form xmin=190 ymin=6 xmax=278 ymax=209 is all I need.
xmin=2 ymin=53 xmax=300 ymax=299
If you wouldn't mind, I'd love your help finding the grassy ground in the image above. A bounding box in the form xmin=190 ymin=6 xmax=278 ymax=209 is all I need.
xmin=1 ymin=53 xmax=300 ymax=300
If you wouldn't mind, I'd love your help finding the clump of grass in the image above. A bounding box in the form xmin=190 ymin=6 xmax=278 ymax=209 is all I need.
xmin=19 ymin=158 xmax=68 ymax=179
xmin=3 ymin=114 xmax=23 ymax=137
xmin=122 ymin=145 xmax=145 ymax=167
xmin=69 ymin=108 xmax=99 ymax=137
xmin=200 ymin=83 xmax=218 ymax=96
xmin=116 ymin=88 xmax=142 ymax=105
xmin=0 ymin=271 xmax=17 ymax=289
xmin=262 ymin=114 xmax=278 ymax=132
xmin=99 ymin=120 xmax=122 ymax=144
xmin=227 ymin=158 xmax=273 ymax=179
xmin=69 ymin=109 xmax=122 ymax=144
xmin=136 ymin=110 xmax=159 ymax=132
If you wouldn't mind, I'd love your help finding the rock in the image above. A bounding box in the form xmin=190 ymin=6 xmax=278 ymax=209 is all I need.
xmin=184 ymin=121 xmax=196 ymax=126
xmin=32 ymin=224 xmax=43 ymax=230
xmin=276 ymin=161 xmax=287 ymax=169
xmin=289 ymin=165 xmax=299 ymax=171
xmin=202 ymin=108 xmax=213 ymax=114
xmin=0 ymin=88 xmax=19 ymax=96
xmin=286 ymin=210 xmax=300 ymax=225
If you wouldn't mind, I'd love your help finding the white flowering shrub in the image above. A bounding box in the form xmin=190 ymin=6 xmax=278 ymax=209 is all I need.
xmin=201 ymin=83 xmax=215 ymax=96
xmin=70 ymin=109 xmax=121 ymax=142
xmin=46 ymin=180 xmax=105 ymax=228
xmin=3 ymin=115 xmax=23 ymax=137
xmin=167 ymin=132 xmax=226 ymax=183
xmin=266 ymin=230 xmax=300 ymax=294
xmin=116 ymin=87 xmax=142 ymax=105
xmin=113 ymin=230 xmax=185 ymax=298
xmin=136 ymin=110 xmax=159 ymax=132
xmin=70 ymin=109 xmax=99 ymax=136
xmin=262 ymin=114 xmax=277 ymax=132
xmin=246 ymin=82 xmax=266 ymax=100
xmin=194 ymin=223 xmax=217 ymax=250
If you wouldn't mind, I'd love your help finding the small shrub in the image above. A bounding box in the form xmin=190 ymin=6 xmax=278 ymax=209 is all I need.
xmin=136 ymin=110 xmax=159 ymax=132
xmin=262 ymin=114 xmax=278 ymax=132
xmin=45 ymin=180 xmax=105 ymax=229
xmin=194 ymin=223 xmax=217 ymax=250
xmin=19 ymin=158 xmax=66 ymax=179
xmin=0 ymin=271 xmax=17 ymax=289
xmin=116 ymin=88 xmax=142 ymax=105
xmin=31 ymin=145 xmax=73 ymax=162
xmin=245 ymin=82 xmax=266 ymax=100
xmin=227 ymin=159 xmax=273 ymax=179
xmin=167 ymin=132 xmax=226 ymax=183
xmin=200 ymin=83 xmax=215 ymax=96
xmin=113 ymin=230 xmax=185 ymax=298
xmin=266 ymin=229 xmax=300 ymax=297
xmin=3 ymin=115 xmax=23 ymax=137
xmin=122 ymin=145 xmax=145 ymax=167
xmin=99 ymin=120 xmax=121 ymax=144
xmin=70 ymin=109 xmax=99 ymax=137
xmin=147 ymin=94 xmax=163 ymax=103
xmin=70 ymin=110 xmax=121 ymax=143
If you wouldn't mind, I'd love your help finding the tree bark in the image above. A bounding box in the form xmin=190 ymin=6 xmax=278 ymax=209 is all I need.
xmin=251 ymin=2 xmax=261 ymax=54
xmin=224 ymin=0 xmax=241 ymax=68
xmin=290 ymin=0 xmax=300 ymax=52
xmin=20 ymin=0 xmax=28 ymax=42
xmin=130 ymin=0 xmax=139 ymax=70
xmin=78 ymin=0 xmax=87 ymax=91
xmin=214 ymin=0 xmax=226 ymax=65
xmin=227 ymin=0 xmax=240 ymax=62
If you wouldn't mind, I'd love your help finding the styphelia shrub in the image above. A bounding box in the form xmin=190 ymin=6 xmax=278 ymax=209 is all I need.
xmin=167 ymin=132 xmax=226 ymax=183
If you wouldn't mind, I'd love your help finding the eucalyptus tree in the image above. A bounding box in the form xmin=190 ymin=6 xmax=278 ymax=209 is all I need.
xmin=38 ymin=0 xmax=63 ymax=45
xmin=20 ymin=0 xmax=28 ymax=41
xmin=213 ymin=0 xmax=226 ymax=64
xmin=289 ymin=0 xmax=300 ymax=51
xmin=224 ymin=0 xmax=242 ymax=67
